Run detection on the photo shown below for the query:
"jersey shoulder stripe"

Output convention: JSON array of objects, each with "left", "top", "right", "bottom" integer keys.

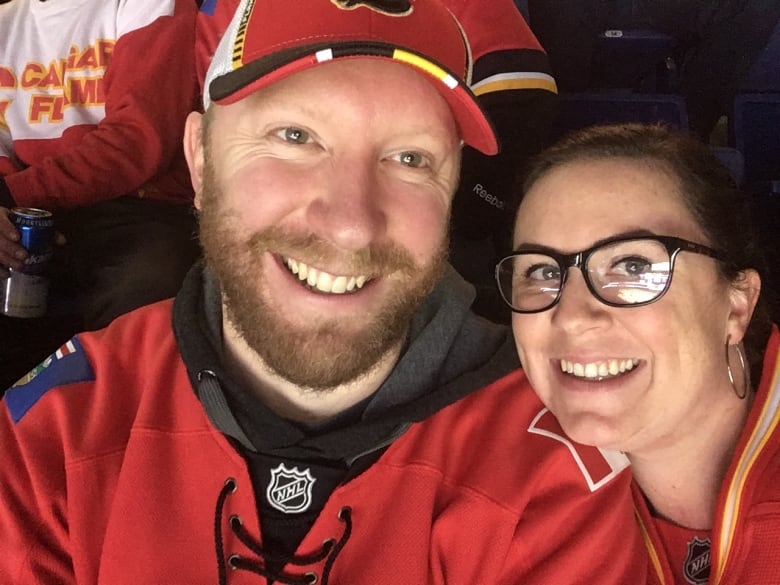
[{"left": 4, "top": 337, "right": 94, "bottom": 423}]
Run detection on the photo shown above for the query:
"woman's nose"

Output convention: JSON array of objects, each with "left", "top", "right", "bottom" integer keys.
[{"left": 550, "top": 268, "right": 612, "bottom": 332}]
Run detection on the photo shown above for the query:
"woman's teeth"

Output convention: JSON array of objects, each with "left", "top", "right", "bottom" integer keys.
[{"left": 560, "top": 358, "right": 639, "bottom": 379}]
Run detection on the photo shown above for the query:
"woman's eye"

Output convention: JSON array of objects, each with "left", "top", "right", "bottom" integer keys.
[
  {"left": 278, "top": 127, "right": 311, "bottom": 144},
  {"left": 396, "top": 151, "right": 426, "bottom": 168},
  {"left": 527, "top": 264, "right": 560, "bottom": 282},
  {"left": 613, "top": 256, "right": 652, "bottom": 276}
]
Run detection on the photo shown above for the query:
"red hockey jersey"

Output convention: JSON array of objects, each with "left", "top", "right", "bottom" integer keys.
[{"left": 0, "top": 300, "right": 648, "bottom": 584}]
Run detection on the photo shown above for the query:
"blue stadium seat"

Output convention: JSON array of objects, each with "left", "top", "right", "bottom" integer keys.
[
  {"left": 732, "top": 93, "right": 780, "bottom": 193},
  {"left": 550, "top": 92, "right": 688, "bottom": 141},
  {"left": 741, "top": 19, "right": 780, "bottom": 92}
]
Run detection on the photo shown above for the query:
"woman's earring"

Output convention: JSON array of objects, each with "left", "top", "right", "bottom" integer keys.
[{"left": 725, "top": 336, "right": 749, "bottom": 400}]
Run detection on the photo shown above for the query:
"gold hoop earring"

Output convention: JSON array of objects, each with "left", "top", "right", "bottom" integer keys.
[{"left": 725, "top": 337, "right": 749, "bottom": 400}]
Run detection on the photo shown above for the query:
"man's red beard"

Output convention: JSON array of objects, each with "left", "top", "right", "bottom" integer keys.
[{"left": 197, "top": 157, "right": 447, "bottom": 390}]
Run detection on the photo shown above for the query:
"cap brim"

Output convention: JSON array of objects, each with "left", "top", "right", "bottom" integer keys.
[{"left": 209, "top": 44, "right": 499, "bottom": 156}]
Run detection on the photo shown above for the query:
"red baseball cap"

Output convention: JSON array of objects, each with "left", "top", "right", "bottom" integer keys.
[{"left": 203, "top": 0, "right": 499, "bottom": 155}]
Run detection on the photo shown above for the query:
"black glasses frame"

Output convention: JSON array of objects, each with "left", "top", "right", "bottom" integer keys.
[{"left": 495, "top": 235, "right": 723, "bottom": 313}]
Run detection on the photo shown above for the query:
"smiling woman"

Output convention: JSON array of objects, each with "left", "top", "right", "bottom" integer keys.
[{"left": 504, "top": 123, "right": 778, "bottom": 585}]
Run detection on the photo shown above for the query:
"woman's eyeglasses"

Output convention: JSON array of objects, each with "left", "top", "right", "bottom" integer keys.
[{"left": 495, "top": 235, "right": 722, "bottom": 313}]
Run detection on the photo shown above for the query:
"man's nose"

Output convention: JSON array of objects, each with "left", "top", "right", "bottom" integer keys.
[{"left": 306, "top": 158, "right": 387, "bottom": 251}]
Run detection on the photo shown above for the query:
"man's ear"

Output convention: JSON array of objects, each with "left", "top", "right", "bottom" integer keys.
[
  {"left": 183, "top": 111, "right": 205, "bottom": 211},
  {"left": 726, "top": 268, "right": 762, "bottom": 344}
]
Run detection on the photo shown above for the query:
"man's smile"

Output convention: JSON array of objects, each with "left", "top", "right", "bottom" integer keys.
[{"left": 284, "top": 256, "right": 371, "bottom": 294}]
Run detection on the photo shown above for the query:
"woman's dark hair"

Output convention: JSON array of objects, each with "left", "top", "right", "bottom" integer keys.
[{"left": 520, "top": 123, "right": 772, "bottom": 384}]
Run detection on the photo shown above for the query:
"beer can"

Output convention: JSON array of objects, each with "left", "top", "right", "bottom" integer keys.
[{"left": 1, "top": 207, "right": 54, "bottom": 318}]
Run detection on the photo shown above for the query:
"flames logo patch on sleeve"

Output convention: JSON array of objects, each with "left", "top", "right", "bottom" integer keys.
[
  {"left": 528, "top": 408, "right": 630, "bottom": 492},
  {"left": 4, "top": 337, "right": 95, "bottom": 423}
]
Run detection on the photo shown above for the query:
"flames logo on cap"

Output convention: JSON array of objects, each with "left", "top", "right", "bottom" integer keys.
[{"left": 331, "top": 0, "right": 413, "bottom": 16}]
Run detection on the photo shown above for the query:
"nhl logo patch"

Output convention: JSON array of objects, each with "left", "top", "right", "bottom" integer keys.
[
  {"left": 266, "top": 464, "right": 316, "bottom": 513},
  {"left": 683, "top": 536, "right": 711, "bottom": 585}
]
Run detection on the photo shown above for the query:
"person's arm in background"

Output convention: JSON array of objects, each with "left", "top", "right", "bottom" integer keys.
[
  {"left": 446, "top": 0, "right": 557, "bottom": 253},
  {"left": 0, "top": 0, "right": 198, "bottom": 212}
]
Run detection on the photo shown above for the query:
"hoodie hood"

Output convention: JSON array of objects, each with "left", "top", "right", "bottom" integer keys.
[{"left": 173, "top": 260, "right": 519, "bottom": 464}]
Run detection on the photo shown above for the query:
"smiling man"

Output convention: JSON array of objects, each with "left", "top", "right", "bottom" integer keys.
[
  {"left": 0, "top": 1, "right": 648, "bottom": 583},
  {"left": 191, "top": 59, "right": 461, "bottom": 405}
]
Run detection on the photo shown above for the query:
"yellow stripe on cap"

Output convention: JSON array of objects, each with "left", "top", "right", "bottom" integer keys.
[
  {"left": 393, "top": 49, "right": 458, "bottom": 89},
  {"left": 231, "top": 0, "right": 257, "bottom": 68}
]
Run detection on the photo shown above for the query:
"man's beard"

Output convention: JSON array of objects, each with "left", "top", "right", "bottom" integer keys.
[{"left": 198, "top": 158, "right": 448, "bottom": 390}]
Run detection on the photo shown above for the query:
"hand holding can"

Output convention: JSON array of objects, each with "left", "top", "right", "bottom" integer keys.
[
  {"left": 0, "top": 208, "right": 29, "bottom": 275},
  {"left": 0, "top": 207, "right": 54, "bottom": 318}
]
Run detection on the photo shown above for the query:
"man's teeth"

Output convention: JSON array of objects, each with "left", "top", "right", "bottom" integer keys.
[
  {"left": 285, "top": 258, "right": 368, "bottom": 294},
  {"left": 560, "top": 358, "right": 639, "bottom": 379}
]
